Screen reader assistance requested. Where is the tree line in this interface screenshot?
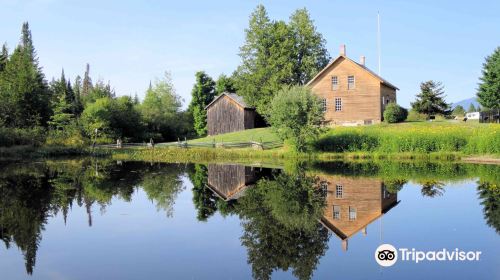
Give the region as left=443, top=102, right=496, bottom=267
left=0, top=23, right=193, bottom=147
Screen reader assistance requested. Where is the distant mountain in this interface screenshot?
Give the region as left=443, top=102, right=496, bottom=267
left=452, top=97, right=481, bottom=110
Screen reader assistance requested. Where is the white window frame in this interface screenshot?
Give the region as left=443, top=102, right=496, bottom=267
left=321, top=98, right=327, bottom=112
left=331, top=76, right=338, bottom=90
left=335, top=184, right=343, bottom=198
left=349, top=206, right=357, bottom=221
left=347, top=75, right=355, bottom=90
left=333, top=205, right=341, bottom=220
left=335, top=98, right=342, bottom=112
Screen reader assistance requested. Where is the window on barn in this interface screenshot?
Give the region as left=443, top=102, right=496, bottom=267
left=331, top=76, right=338, bottom=90
left=321, top=99, right=327, bottom=112
left=347, top=75, right=355, bottom=89
left=335, top=98, right=342, bottom=112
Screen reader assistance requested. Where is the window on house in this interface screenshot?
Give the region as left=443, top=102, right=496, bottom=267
left=349, top=207, right=357, bottom=221
left=321, top=99, right=327, bottom=112
left=331, top=76, right=338, bottom=90
left=333, top=205, right=341, bottom=220
left=347, top=76, right=355, bottom=89
left=335, top=98, right=342, bottom=112
left=335, top=184, right=343, bottom=198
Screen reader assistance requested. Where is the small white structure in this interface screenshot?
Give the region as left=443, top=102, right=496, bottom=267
left=466, top=112, right=482, bottom=120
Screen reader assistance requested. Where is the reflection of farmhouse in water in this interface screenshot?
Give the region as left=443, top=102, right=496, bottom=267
left=318, top=176, right=399, bottom=251
left=207, top=164, right=272, bottom=201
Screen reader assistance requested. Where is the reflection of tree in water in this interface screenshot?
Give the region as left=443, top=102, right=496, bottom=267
left=0, top=169, right=53, bottom=275
left=477, top=181, right=500, bottom=234
left=0, top=160, right=186, bottom=275
left=383, top=178, right=407, bottom=194
left=420, top=180, right=445, bottom=197
left=141, top=167, right=185, bottom=217
left=236, top=170, right=329, bottom=280
left=189, top=164, right=217, bottom=221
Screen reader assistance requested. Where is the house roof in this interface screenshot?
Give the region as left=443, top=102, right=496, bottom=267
left=205, top=92, right=252, bottom=110
left=306, top=55, right=399, bottom=90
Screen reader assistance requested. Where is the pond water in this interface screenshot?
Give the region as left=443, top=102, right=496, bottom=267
left=0, top=159, right=499, bottom=280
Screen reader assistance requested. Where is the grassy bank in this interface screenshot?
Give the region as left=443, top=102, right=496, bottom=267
left=315, top=121, right=500, bottom=154
left=108, top=121, right=499, bottom=163
left=188, top=127, right=280, bottom=143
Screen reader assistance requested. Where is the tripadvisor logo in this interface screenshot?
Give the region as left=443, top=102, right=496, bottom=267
left=375, top=244, right=482, bottom=267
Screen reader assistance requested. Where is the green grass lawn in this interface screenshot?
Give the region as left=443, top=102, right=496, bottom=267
left=188, top=127, right=280, bottom=143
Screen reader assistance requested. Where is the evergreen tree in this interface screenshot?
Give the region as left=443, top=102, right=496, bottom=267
left=0, top=43, right=8, bottom=72
left=467, top=103, right=477, bottom=113
left=0, top=22, right=50, bottom=127
left=188, top=71, right=215, bottom=136
left=477, top=47, right=500, bottom=118
left=452, top=105, right=465, bottom=116
left=215, top=74, right=236, bottom=95
left=133, top=93, right=140, bottom=105
left=411, top=81, right=451, bottom=117
left=48, top=93, right=74, bottom=130
left=82, top=63, right=92, bottom=97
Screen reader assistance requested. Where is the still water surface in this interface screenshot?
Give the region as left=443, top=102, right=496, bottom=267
left=0, top=159, right=499, bottom=279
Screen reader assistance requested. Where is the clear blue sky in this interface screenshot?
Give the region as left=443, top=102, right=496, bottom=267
left=1, top=0, right=499, bottom=108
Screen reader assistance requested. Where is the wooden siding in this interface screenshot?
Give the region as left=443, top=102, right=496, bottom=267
left=207, top=95, right=256, bottom=135
left=310, top=57, right=397, bottom=125
left=244, top=109, right=255, bottom=129
left=380, top=84, right=397, bottom=120
left=319, top=175, right=397, bottom=248
left=207, top=164, right=257, bottom=200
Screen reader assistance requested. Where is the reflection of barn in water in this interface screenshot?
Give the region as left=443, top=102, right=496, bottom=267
left=318, top=176, right=399, bottom=251
left=207, top=164, right=273, bottom=201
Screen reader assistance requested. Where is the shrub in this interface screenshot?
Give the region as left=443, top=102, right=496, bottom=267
left=406, top=109, right=427, bottom=122
left=0, top=127, right=46, bottom=147
left=268, top=86, right=323, bottom=152
left=383, top=103, right=408, bottom=123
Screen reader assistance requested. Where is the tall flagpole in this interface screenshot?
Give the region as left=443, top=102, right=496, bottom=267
left=377, top=12, right=381, bottom=76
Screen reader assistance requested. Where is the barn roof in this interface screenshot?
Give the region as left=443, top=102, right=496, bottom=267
left=306, top=55, right=399, bottom=90
left=205, top=92, right=252, bottom=110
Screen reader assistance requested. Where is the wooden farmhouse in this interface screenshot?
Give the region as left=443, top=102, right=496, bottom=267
left=318, top=175, right=399, bottom=251
left=308, top=45, right=399, bottom=125
left=206, top=92, right=263, bottom=136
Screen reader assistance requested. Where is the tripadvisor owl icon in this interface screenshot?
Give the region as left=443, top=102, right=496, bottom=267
left=375, top=244, right=398, bottom=267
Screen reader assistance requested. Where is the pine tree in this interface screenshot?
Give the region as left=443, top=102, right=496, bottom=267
left=82, top=63, right=92, bottom=97
left=467, top=103, right=476, bottom=113
left=133, top=93, right=140, bottom=105
left=73, top=76, right=84, bottom=115
left=48, top=93, right=74, bottom=130
left=452, top=105, right=465, bottom=116
left=0, top=22, right=50, bottom=127
left=0, top=43, right=8, bottom=72
left=188, top=71, right=215, bottom=136
left=411, top=81, right=451, bottom=117
left=477, top=47, right=500, bottom=119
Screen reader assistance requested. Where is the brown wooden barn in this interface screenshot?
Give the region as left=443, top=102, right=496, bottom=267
left=307, top=45, right=399, bottom=126
left=206, top=92, right=263, bottom=136
left=206, top=164, right=272, bottom=201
